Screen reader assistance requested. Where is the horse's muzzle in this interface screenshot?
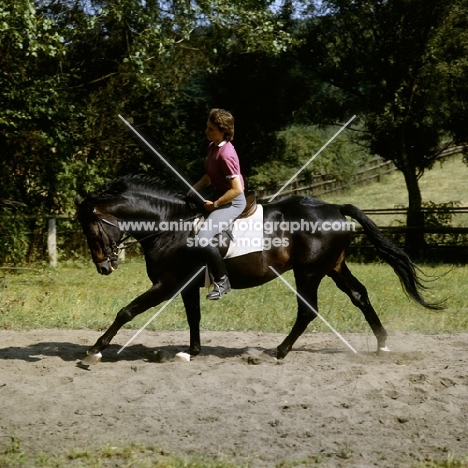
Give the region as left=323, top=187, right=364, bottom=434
left=95, top=258, right=118, bottom=275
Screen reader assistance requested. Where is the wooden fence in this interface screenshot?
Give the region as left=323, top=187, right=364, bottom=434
left=255, top=156, right=395, bottom=199
left=255, top=146, right=465, bottom=200
left=343, top=206, right=468, bottom=262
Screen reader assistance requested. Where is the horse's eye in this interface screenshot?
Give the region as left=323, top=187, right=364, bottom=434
left=87, top=231, right=99, bottom=239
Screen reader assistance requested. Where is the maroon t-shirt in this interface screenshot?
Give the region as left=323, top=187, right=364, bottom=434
left=204, top=141, right=245, bottom=192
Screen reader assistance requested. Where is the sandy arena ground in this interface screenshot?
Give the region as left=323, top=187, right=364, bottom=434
left=0, top=329, right=467, bottom=467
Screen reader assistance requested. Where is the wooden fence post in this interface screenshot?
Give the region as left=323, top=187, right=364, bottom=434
left=47, top=218, right=57, bottom=267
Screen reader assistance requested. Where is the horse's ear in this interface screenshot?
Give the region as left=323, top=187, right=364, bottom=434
left=74, top=196, right=97, bottom=214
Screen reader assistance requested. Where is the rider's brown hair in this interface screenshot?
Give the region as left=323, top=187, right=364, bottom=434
left=208, top=108, right=235, bottom=141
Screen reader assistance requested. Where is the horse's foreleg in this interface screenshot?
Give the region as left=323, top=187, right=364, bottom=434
left=328, top=261, right=389, bottom=353
left=181, top=286, right=201, bottom=356
left=81, top=283, right=170, bottom=365
left=277, top=272, right=321, bottom=359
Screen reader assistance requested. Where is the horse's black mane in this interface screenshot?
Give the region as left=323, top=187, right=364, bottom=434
left=88, top=174, right=183, bottom=203
left=85, top=174, right=204, bottom=217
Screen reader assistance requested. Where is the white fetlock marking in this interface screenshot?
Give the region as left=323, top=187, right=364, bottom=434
left=175, top=352, right=191, bottom=362
left=379, top=346, right=391, bottom=353
left=81, top=352, right=102, bottom=366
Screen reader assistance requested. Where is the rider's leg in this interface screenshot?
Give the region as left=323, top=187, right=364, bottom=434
left=197, top=193, right=246, bottom=300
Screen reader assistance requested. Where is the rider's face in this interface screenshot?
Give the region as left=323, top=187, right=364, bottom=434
left=205, top=121, right=224, bottom=145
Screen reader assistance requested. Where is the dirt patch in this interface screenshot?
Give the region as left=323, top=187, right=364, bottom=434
left=0, top=329, right=467, bottom=467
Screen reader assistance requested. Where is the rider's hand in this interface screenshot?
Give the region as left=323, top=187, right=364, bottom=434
left=204, top=200, right=215, bottom=212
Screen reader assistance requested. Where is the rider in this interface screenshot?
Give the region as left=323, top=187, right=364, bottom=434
left=188, top=108, right=246, bottom=300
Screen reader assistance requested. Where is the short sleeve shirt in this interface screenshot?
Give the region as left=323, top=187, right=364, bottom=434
left=204, top=141, right=245, bottom=192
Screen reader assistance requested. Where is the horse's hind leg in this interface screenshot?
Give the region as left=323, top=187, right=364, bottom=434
left=277, top=269, right=321, bottom=359
left=327, top=261, right=389, bottom=353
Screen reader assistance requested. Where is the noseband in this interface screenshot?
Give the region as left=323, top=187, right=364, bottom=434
left=94, top=215, right=121, bottom=265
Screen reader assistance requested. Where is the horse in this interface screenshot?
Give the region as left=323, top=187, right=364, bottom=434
left=75, top=174, right=438, bottom=364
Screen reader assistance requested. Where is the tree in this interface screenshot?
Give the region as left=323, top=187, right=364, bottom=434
left=297, top=0, right=468, bottom=257
left=0, top=0, right=71, bottom=261
left=248, top=124, right=372, bottom=192
left=0, top=0, right=296, bottom=263
left=427, top=0, right=468, bottom=157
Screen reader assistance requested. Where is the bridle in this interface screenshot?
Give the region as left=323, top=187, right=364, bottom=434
left=93, top=214, right=123, bottom=267
left=92, top=214, right=161, bottom=261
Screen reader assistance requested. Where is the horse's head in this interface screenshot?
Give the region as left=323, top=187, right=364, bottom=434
left=75, top=196, right=122, bottom=275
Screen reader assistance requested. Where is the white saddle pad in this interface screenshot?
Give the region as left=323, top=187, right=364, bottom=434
left=224, top=204, right=264, bottom=259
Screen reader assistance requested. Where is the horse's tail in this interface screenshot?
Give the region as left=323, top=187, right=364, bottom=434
left=339, top=203, right=442, bottom=310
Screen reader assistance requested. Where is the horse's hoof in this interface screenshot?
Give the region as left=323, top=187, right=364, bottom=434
left=276, top=348, right=288, bottom=360
left=377, top=346, right=391, bottom=356
left=81, top=351, right=102, bottom=366
left=263, top=348, right=278, bottom=358
left=175, top=351, right=191, bottom=362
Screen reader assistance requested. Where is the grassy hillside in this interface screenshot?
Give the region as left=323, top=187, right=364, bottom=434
left=322, top=155, right=468, bottom=227
left=323, top=155, right=468, bottom=208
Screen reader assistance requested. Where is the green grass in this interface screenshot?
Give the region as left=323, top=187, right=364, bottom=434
left=1, top=438, right=467, bottom=468
left=413, top=459, right=468, bottom=468
left=1, top=439, right=467, bottom=468
left=1, top=259, right=467, bottom=334
left=0, top=440, right=245, bottom=468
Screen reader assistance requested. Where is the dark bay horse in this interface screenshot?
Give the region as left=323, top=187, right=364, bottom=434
left=75, top=174, right=438, bottom=364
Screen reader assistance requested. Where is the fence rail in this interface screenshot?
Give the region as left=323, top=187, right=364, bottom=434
left=255, top=156, right=395, bottom=199
left=255, top=146, right=465, bottom=200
